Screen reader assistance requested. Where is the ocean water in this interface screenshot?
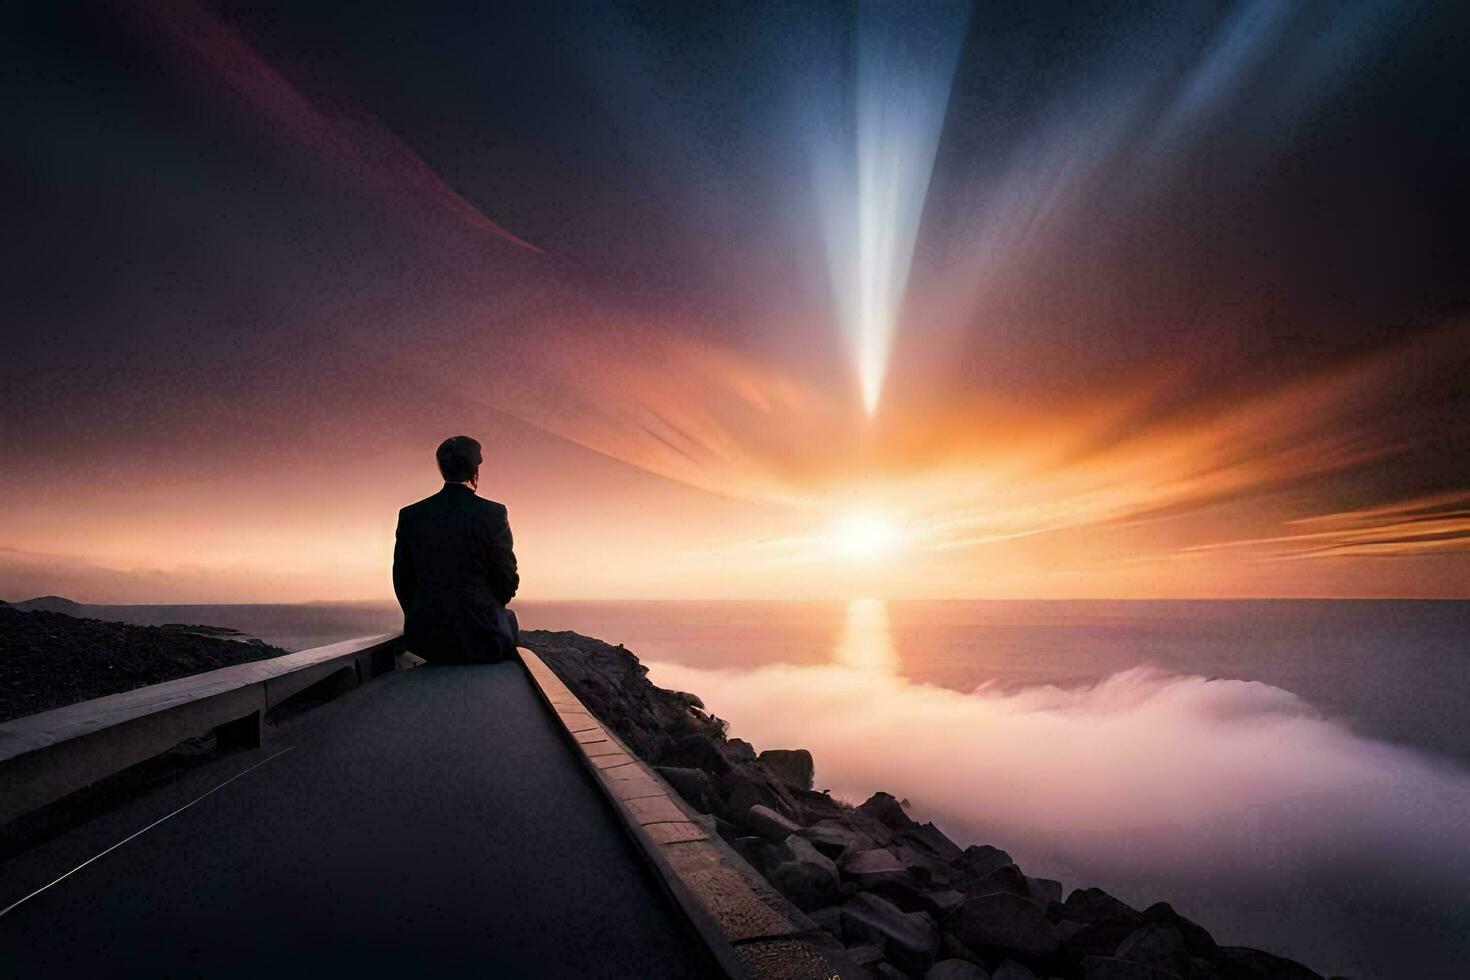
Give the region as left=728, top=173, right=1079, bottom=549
left=67, top=598, right=1470, bottom=978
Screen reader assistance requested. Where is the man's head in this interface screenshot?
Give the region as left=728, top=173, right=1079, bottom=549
left=436, top=435, right=482, bottom=487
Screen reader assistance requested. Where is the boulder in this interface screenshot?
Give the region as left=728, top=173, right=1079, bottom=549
left=1082, top=957, right=1182, bottom=980
left=1140, top=903, right=1217, bottom=958
left=1030, top=878, right=1062, bottom=905
left=745, top=803, right=803, bottom=842
left=1051, top=887, right=1145, bottom=956
left=1055, top=889, right=1141, bottom=926
left=770, top=857, right=840, bottom=911
left=948, top=892, right=1060, bottom=962
left=905, top=821, right=965, bottom=863
left=1116, top=923, right=1191, bottom=977
left=758, top=748, right=815, bottom=790
left=917, top=889, right=967, bottom=919
left=957, top=844, right=1015, bottom=880
left=809, top=905, right=843, bottom=937
left=839, top=848, right=913, bottom=890
left=653, top=766, right=716, bottom=812
left=938, top=930, right=987, bottom=967
left=890, top=840, right=952, bottom=882
left=797, top=822, right=861, bottom=860
left=846, top=944, right=886, bottom=967
left=801, top=819, right=880, bottom=859
left=874, top=963, right=909, bottom=980
left=1215, top=947, right=1325, bottom=980
left=857, top=791, right=920, bottom=832
left=723, top=737, right=758, bottom=765
left=991, top=961, right=1038, bottom=980
left=728, top=835, right=796, bottom=876
left=966, top=864, right=1031, bottom=900
left=926, top=959, right=991, bottom=980
left=720, top=764, right=798, bottom=820
left=767, top=835, right=841, bottom=910
left=842, top=892, right=941, bottom=974
left=660, top=733, right=732, bottom=775
left=791, top=786, right=846, bottom=823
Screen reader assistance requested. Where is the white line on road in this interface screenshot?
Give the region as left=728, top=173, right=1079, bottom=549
left=0, top=745, right=297, bottom=920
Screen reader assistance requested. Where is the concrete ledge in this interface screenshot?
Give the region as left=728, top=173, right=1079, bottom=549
left=0, top=633, right=406, bottom=824
left=517, top=647, right=853, bottom=980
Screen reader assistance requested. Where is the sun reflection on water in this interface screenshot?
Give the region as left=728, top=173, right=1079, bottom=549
left=834, top=598, right=898, bottom=675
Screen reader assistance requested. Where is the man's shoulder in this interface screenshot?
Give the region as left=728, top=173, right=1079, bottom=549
left=398, top=493, right=443, bottom=520
left=475, top=497, right=509, bottom=519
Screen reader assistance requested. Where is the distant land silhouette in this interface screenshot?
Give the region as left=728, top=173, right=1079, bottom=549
left=0, top=600, right=284, bottom=721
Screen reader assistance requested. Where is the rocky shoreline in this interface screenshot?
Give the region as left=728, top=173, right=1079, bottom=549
left=521, top=629, right=1333, bottom=980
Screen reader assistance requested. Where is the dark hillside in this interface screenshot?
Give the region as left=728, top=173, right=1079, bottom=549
left=0, top=605, right=287, bottom=722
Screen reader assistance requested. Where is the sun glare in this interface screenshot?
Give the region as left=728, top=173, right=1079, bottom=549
left=828, top=512, right=902, bottom=560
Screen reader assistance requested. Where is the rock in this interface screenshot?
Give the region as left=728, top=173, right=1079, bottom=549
left=1117, top=923, right=1191, bottom=977
left=991, top=960, right=1037, bottom=980
left=874, top=964, right=908, bottom=980
left=1215, top=947, right=1325, bottom=980
left=654, top=766, right=716, bottom=812
left=948, top=892, right=1060, bottom=962
left=771, top=858, right=839, bottom=911
left=1082, top=956, right=1182, bottom=980
left=660, top=733, right=732, bottom=776
left=758, top=748, right=815, bottom=790
left=1029, top=878, right=1063, bottom=905
left=906, top=821, right=965, bottom=863
left=958, top=844, right=1015, bottom=880
left=857, top=791, right=921, bottom=832
left=1051, top=888, right=1145, bottom=956
left=917, top=889, right=967, bottom=919
left=963, top=864, right=1058, bottom=909
left=927, top=959, right=991, bottom=980
left=1055, top=889, right=1141, bottom=926
left=791, top=786, right=846, bottom=823
left=1189, top=957, right=1222, bottom=980
left=842, top=892, right=941, bottom=974
left=809, top=905, right=843, bottom=937
left=891, top=840, right=952, bottom=881
left=768, top=835, right=841, bottom=910
left=800, top=819, right=879, bottom=859
left=723, top=737, right=757, bottom=765
left=966, top=864, right=1031, bottom=899
left=840, top=848, right=912, bottom=890
left=846, top=943, right=885, bottom=967
left=728, top=835, right=802, bottom=876
left=721, top=764, right=798, bottom=820
left=1140, top=903, right=1217, bottom=958
left=938, top=930, right=985, bottom=966
left=745, top=803, right=803, bottom=842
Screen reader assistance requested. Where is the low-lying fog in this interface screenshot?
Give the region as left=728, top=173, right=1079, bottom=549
left=646, top=600, right=1470, bottom=979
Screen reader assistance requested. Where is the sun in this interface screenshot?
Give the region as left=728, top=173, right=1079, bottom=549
left=827, top=511, right=902, bottom=560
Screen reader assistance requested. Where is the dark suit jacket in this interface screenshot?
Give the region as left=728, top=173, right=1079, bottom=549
left=392, top=483, right=519, bottom=663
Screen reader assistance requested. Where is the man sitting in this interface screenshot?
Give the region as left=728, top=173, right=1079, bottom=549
left=392, top=435, right=519, bottom=663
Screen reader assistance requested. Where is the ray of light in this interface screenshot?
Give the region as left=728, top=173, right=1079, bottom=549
left=816, top=2, right=969, bottom=414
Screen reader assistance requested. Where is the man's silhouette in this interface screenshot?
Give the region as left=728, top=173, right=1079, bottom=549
left=393, top=436, right=519, bottom=663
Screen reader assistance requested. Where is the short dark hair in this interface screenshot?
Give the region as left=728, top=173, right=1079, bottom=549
left=436, top=435, right=482, bottom=483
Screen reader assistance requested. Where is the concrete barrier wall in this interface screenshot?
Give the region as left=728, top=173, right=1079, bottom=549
left=0, top=634, right=405, bottom=824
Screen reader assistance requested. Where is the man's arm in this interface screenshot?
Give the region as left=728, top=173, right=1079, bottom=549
left=392, top=511, right=416, bottom=614
left=488, top=505, right=519, bottom=605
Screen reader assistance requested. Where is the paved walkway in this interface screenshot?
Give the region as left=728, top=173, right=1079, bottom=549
left=0, top=662, right=714, bottom=978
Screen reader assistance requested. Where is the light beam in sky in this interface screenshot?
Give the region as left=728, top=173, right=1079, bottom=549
left=817, top=2, right=969, bottom=414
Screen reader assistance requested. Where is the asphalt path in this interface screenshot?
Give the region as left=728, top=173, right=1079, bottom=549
left=0, top=662, right=715, bottom=978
